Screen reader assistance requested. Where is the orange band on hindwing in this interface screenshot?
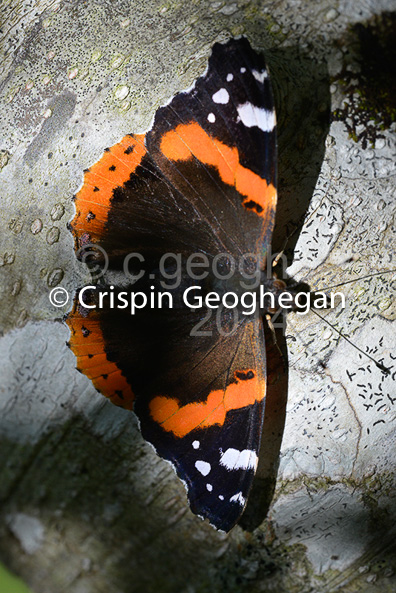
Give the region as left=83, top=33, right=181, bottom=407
left=159, top=122, right=277, bottom=216
left=66, top=305, right=135, bottom=410
left=149, top=370, right=265, bottom=438
left=70, top=134, right=147, bottom=247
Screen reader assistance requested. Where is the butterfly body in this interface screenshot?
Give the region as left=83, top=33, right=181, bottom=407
left=67, top=37, right=286, bottom=531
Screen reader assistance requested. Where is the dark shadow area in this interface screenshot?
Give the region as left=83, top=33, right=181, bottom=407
left=2, top=414, right=396, bottom=593
left=0, top=418, right=218, bottom=593
left=269, top=46, right=331, bottom=261
left=0, top=416, right=285, bottom=593
left=240, top=47, right=331, bottom=531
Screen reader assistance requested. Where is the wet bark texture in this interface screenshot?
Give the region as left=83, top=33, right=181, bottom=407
left=0, top=1, right=395, bottom=592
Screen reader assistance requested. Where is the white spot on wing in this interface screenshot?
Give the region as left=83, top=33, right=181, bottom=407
left=192, top=440, right=200, bottom=449
left=206, top=483, right=213, bottom=492
left=219, top=448, right=258, bottom=471
left=219, top=495, right=224, bottom=501
left=230, top=491, right=246, bottom=506
left=252, top=69, right=268, bottom=83
left=240, top=67, right=246, bottom=73
left=237, top=102, right=276, bottom=132
left=226, top=73, right=233, bottom=82
left=195, top=460, right=211, bottom=476
left=212, top=88, right=229, bottom=104
left=207, top=112, right=216, bottom=123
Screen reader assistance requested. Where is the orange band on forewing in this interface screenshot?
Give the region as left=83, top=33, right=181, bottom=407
left=159, top=122, right=276, bottom=216
left=66, top=308, right=135, bottom=410
left=149, top=372, right=265, bottom=438
left=71, top=134, right=147, bottom=244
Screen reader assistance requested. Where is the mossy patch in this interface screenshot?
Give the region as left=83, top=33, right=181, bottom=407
left=332, top=11, right=396, bottom=148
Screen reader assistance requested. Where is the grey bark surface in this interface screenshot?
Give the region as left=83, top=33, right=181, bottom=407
left=0, top=1, right=395, bottom=592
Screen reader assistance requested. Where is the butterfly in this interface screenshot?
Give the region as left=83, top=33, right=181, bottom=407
left=66, top=37, right=308, bottom=532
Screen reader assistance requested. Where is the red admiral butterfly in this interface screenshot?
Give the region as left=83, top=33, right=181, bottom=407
left=66, top=37, right=305, bottom=531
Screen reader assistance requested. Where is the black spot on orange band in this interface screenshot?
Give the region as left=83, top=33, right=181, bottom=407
left=70, top=134, right=147, bottom=248
left=66, top=304, right=135, bottom=410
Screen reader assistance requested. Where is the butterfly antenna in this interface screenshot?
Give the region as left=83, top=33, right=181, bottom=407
left=285, top=314, right=326, bottom=371
left=313, top=269, right=396, bottom=293
left=310, top=308, right=391, bottom=375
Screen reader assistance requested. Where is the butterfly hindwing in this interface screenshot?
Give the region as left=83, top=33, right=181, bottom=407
left=68, top=284, right=266, bottom=530
left=134, top=314, right=266, bottom=532
left=67, top=37, right=277, bottom=531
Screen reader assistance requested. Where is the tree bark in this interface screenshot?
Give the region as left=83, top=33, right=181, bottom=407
left=0, top=1, right=395, bottom=592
